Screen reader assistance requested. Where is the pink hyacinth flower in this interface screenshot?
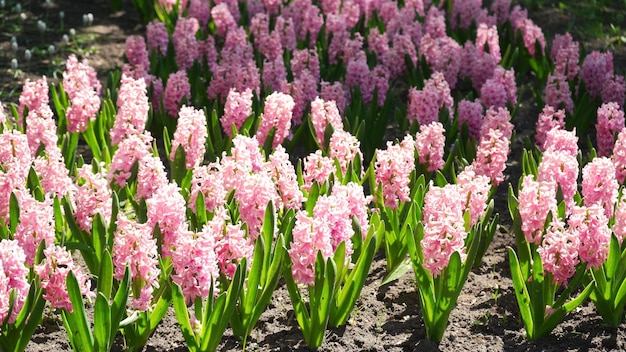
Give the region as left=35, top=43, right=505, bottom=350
left=415, top=121, right=446, bottom=172
left=596, top=102, right=625, bottom=157
left=0, top=239, right=29, bottom=324
left=537, top=219, right=579, bottom=286
left=569, top=204, right=610, bottom=269
left=310, top=97, right=343, bottom=148
left=222, top=88, right=253, bottom=137
left=255, top=92, right=294, bottom=149
left=112, top=213, right=160, bottom=311
left=374, top=135, right=415, bottom=209
left=62, top=55, right=101, bottom=133
left=421, top=183, right=467, bottom=277
left=171, top=225, right=220, bottom=303
left=170, top=106, right=207, bottom=169
left=582, top=157, right=619, bottom=219
left=35, top=245, right=93, bottom=312
left=74, top=164, right=112, bottom=232
left=518, top=175, right=557, bottom=244
left=146, top=182, right=188, bottom=258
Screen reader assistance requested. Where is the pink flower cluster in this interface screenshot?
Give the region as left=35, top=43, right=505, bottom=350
left=125, top=35, right=150, bottom=77
left=221, top=88, right=253, bottom=137
left=613, top=128, right=626, bottom=183
left=267, top=145, right=304, bottom=210
left=407, top=72, right=453, bottom=125
left=581, top=51, right=614, bottom=98
left=544, top=73, right=574, bottom=114
left=74, top=164, right=112, bottom=232
left=172, top=17, right=200, bottom=70
left=582, top=157, right=618, bottom=219
left=13, top=190, right=55, bottom=266
left=569, top=204, right=610, bottom=269
left=289, top=182, right=368, bottom=285
left=111, top=73, right=150, bottom=145
left=0, top=130, right=31, bottom=219
left=551, top=33, right=580, bottom=81
left=213, top=215, right=253, bottom=280
left=62, top=55, right=101, bottom=133
left=35, top=245, right=92, bottom=312
left=108, top=132, right=153, bottom=187
left=171, top=225, right=220, bottom=303
left=415, top=121, right=445, bottom=172
left=147, top=182, right=188, bottom=258
left=189, top=162, right=227, bottom=214
left=457, top=167, right=491, bottom=226
left=163, top=70, right=191, bottom=118
left=538, top=150, right=578, bottom=212
left=310, top=97, right=343, bottom=148
left=518, top=175, right=557, bottom=244
left=329, top=129, right=362, bottom=175
left=33, top=147, right=75, bottom=199
left=596, top=102, right=625, bottom=157
left=112, top=213, right=160, bottom=311
left=421, top=183, right=467, bottom=277
left=302, top=150, right=335, bottom=191
left=375, top=135, right=415, bottom=209
left=255, top=92, right=294, bottom=149
left=0, top=239, right=29, bottom=324
left=18, top=76, right=49, bottom=119
left=136, top=155, right=169, bottom=201
left=170, top=106, right=207, bottom=169
left=457, top=99, right=483, bottom=140
left=535, top=106, right=566, bottom=151
left=537, top=219, right=579, bottom=286
left=146, top=21, right=169, bottom=56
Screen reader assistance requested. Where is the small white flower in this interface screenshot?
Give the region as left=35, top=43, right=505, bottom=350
left=37, top=20, right=46, bottom=32
left=10, top=58, right=18, bottom=70
left=10, top=36, right=17, bottom=44
left=82, top=13, right=93, bottom=26
left=11, top=41, right=18, bottom=52
left=24, top=49, right=31, bottom=61
left=59, top=11, right=64, bottom=20
left=62, top=34, right=69, bottom=44
left=0, top=0, right=5, bottom=9
left=69, top=28, right=76, bottom=37
left=48, top=44, right=55, bottom=54
left=13, top=3, right=21, bottom=12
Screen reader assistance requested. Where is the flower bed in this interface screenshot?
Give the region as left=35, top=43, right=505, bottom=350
left=1, top=0, right=626, bottom=351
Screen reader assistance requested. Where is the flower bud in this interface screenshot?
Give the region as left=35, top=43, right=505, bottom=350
left=37, top=20, right=46, bottom=32
left=48, top=44, right=55, bottom=54
left=10, top=58, right=18, bottom=70
left=62, top=34, right=69, bottom=44
left=59, top=11, right=64, bottom=20
left=24, top=49, right=31, bottom=61
left=69, top=28, right=76, bottom=37
left=11, top=41, right=18, bottom=52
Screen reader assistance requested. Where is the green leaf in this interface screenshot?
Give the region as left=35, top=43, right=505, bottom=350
left=65, top=271, right=94, bottom=352
left=381, top=258, right=412, bottom=286
left=508, top=247, right=535, bottom=338
left=172, top=284, right=198, bottom=351
left=98, top=250, right=113, bottom=298
left=111, top=266, right=130, bottom=340
left=93, top=292, right=112, bottom=352
left=331, top=228, right=376, bottom=327
left=9, top=192, right=19, bottom=233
